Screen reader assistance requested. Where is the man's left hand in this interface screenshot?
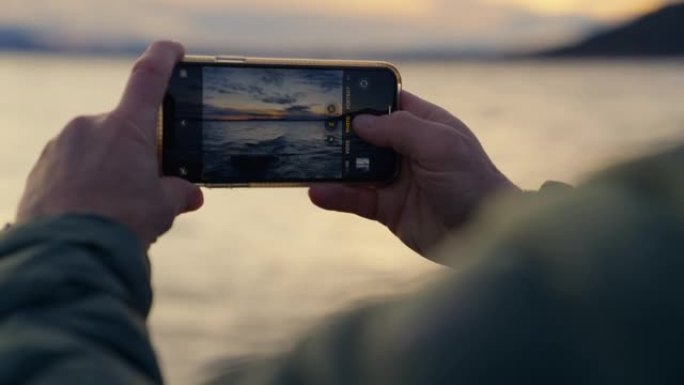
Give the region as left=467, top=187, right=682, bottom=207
left=15, top=41, right=203, bottom=249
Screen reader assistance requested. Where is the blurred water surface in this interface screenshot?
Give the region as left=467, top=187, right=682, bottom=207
left=1, top=54, right=683, bottom=385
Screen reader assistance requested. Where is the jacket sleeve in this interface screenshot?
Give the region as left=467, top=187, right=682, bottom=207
left=0, top=215, right=161, bottom=385
left=209, top=147, right=684, bottom=385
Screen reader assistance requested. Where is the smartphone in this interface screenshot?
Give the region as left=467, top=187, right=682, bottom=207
left=158, top=56, right=401, bottom=187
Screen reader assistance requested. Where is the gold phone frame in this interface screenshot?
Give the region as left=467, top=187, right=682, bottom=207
left=157, top=55, right=402, bottom=188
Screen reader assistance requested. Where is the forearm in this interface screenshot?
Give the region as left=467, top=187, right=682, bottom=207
left=0, top=215, right=161, bottom=384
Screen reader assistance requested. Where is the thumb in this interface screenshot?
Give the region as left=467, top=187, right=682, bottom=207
left=161, top=177, right=204, bottom=215
left=353, top=111, right=453, bottom=159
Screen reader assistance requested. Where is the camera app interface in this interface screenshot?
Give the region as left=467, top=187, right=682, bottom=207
left=165, top=64, right=397, bottom=183
left=204, top=67, right=343, bottom=181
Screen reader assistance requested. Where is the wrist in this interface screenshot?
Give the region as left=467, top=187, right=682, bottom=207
left=8, top=213, right=147, bottom=262
left=0, top=213, right=153, bottom=316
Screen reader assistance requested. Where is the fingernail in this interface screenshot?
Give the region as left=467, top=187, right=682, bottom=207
left=353, top=115, right=378, bottom=129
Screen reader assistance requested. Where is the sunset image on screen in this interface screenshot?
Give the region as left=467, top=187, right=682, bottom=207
left=201, top=67, right=344, bottom=181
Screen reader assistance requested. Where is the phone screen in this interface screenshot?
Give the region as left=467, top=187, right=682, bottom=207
left=162, top=61, right=399, bottom=185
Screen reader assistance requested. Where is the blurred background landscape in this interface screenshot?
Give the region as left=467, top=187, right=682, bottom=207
left=1, top=1, right=683, bottom=384
left=2, top=0, right=683, bottom=58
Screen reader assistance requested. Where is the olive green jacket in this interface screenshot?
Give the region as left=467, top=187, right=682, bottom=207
left=1, top=146, right=683, bottom=384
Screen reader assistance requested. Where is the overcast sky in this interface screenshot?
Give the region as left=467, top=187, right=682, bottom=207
left=2, top=0, right=673, bottom=53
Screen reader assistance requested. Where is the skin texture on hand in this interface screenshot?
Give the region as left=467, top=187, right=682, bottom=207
left=15, top=41, right=203, bottom=249
left=309, top=92, right=518, bottom=260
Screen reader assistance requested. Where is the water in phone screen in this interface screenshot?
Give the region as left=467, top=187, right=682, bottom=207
left=201, top=67, right=344, bottom=181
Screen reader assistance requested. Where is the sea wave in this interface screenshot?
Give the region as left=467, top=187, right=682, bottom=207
left=202, top=120, right=343, bottom=180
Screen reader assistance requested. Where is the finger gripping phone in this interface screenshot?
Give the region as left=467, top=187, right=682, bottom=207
left=159, top=55, right=401, bottom=187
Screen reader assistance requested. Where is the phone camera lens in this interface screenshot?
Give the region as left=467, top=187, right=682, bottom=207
left=358, top=78, right=369, bottom=89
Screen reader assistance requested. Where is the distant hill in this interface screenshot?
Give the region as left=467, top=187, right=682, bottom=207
left=0, top=27, right=48, bottom=51
left=543, top=3, right=684, bottom=57
left=0, top=26, right=147, bottom=56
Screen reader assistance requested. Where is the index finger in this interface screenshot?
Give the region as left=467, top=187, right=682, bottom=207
left=115, top=41, right=184, bottom=129
left=400, top=90, right=462, bottom=127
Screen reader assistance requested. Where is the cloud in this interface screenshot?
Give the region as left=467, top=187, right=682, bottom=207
left=261, top=95, right=298, bottom=105
left=284, top=105, right=312, bottom=114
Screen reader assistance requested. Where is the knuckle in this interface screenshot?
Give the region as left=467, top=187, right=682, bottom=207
left=383, top=111, right=415, bottom=132
left=106, top=110, right=134, bottom=131
left=432, top=106, right=460, bottom=124
left=435, top=126, right=466, bottom=155
left=150, top=40, right=180, bottom=52
left=106, top=111, right=154, bottom=148
left=150, top=40, right=181, bottom=51
left=67, top=115, right=93, bottom=129
left=390, top=110, right=414, bottom=122
left=131, top=57, right=165, bottom=79
left=63, top=115, right=94, bottom=136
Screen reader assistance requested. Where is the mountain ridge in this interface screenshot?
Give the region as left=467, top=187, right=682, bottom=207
left=542, top=3, right=684, bottom=57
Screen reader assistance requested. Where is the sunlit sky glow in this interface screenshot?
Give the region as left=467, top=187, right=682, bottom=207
left=2, top=0, right=673, bottom=53
left=204, top=67, right=343, bottom=120
left=489, top=0, right=664, bottom=20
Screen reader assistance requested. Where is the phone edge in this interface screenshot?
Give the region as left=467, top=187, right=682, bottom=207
left=157, top=55, right=403, bottom=188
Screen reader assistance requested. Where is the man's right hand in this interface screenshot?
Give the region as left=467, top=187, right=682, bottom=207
left=309, top=92, right=518, bottom=260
